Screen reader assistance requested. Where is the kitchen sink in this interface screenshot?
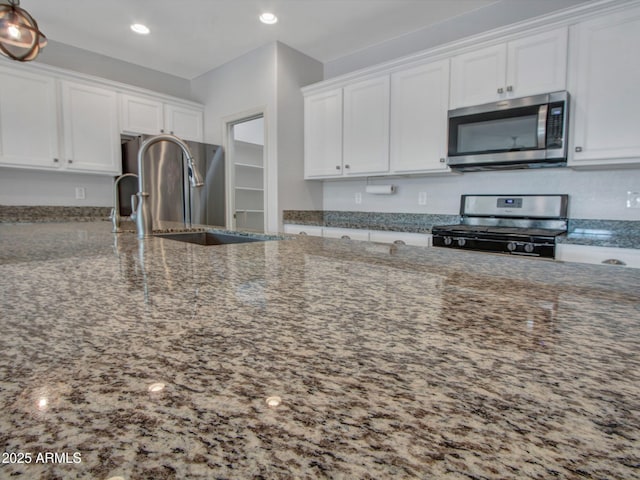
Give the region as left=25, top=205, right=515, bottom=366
left=155, top=231, right=265, bottom=246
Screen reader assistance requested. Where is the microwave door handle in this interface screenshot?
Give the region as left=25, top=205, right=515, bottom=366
left=537, top=104, right=548, bottom=149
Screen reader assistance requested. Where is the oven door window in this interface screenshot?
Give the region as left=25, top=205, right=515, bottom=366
left=449, top=106, right=542, bottom=157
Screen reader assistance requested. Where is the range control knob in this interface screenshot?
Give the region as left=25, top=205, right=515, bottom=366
left=524, top=243, right=535, bottom=253
left=507, top=242, right=517, bottom=252
left=443, top=236, right=453, bottom=246
left=457, top=238, right=466, bottom=247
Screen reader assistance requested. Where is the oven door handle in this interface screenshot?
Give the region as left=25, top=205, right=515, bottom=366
left=537, top=104, right=548, bottom=149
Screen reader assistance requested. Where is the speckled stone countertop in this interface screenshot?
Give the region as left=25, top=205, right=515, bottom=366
left=283, top=210, right=640, bottom=249
left=560, top=219, right=640, bottom=249
left=0, top=221, right=639, bottom=480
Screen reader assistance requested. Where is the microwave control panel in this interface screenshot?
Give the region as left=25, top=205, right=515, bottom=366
left=546, top=103, right=565, bottom=149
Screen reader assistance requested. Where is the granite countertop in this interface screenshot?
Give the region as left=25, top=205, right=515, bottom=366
left=282, top=211, right=640, bottom=250
left=0, top=221, right=639, bottom=479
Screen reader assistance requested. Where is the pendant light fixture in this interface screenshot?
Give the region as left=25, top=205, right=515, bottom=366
left=0, top=0, right=47, bottom=62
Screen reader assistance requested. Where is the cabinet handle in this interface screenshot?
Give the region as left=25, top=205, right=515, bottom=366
left=575, top=146, right=583, bottom=152
left=336, top=165, right=341, bottom=170
left=506, top=85, right=513, bottom=92
left=344, top=164, right=350, bottom=169
left=341, top=235, right=351, bottom=240
left=160, top=129, right=164, bottom=133
left=497, top=87, right=504, bottom=94
left=439, top=158, right=446, bottom=163
left=393, top=240, right=406, bottom=245
left=53, top=158, right=59, bottom=163
left=68, top=159, right=73, bottom=164
left=299, top=231, right=308, bottom=236
left=602, top=258, right=626, bottom=266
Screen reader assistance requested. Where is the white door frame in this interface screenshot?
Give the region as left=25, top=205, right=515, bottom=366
left=222, top=107, right=268, bottom=232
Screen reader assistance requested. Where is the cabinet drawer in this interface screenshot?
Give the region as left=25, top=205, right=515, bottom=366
left=322, top=227, right=370, bottom=241
left=283, top=224, right=323, bottom=237
left=368, top=230, right=431, bottom=247
left=556, top=244, right=640, bottom=268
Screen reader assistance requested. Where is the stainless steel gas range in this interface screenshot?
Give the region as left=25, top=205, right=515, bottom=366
left=432, top=194, right=568, bottom=259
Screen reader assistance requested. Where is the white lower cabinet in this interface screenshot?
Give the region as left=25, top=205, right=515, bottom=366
left=556, top=244, right=640, bottom=268
left=284, top=224, right=323, bottom=237
left=368, top=230, right=431, bottom=247
left=284, top=224, right=431, bottom=247
left=322, top=227, right=370, bottom=241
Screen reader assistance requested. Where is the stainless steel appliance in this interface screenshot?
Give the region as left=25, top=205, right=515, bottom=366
left=447, top=91, right=569, bottom=171
left=432, top=194, right=568, bottom=259
left=119, top=135, right=225, bottom=230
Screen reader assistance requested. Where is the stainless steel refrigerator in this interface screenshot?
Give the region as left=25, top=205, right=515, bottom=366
left=119, top=135, right=225, bottom=229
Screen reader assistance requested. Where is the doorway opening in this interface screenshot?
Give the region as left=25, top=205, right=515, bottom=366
left=226, top=113, right=265, bottom=232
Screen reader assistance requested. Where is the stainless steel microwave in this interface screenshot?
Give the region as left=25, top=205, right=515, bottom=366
left=447, top=91, right=569, bottom=171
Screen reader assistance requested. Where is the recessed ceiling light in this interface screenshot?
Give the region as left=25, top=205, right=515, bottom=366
left=259, top=13, right=278, bottom=25
left=131, top=23, right=150, bottom=35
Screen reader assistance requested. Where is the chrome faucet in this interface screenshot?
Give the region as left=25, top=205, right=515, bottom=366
left=111, top=173, right=138, bottom=233
left=132, top=134, right=204, bottom=238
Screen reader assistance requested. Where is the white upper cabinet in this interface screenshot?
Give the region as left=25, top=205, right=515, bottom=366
left=390, top=59, right=450, bottom=174
left=568, top=5, right=640, bottom=168
left=163, top=103, right=204, bottom=142
left=61, top=81, right=121, bottom=175
left=120, top=94, right=163, bottom=136
left=450, top=44, right=506, bottom=109
left=304, top=88, right=343, bottom=178
left=120, top=94, right=204, bottom=142
left=450, top=27, right=568, bottom=109
left=0, top=67, right=60, bottom=170
left=343, top=75, right=390, bottom=175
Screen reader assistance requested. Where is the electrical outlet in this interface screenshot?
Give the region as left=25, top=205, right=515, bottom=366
left=418, top=192, right=427, bottom=206
left=627, top=191, right=640, bottom=208
left=355, top=192, right=362, bottom=204
left=75, top=187, right=86, bottom=200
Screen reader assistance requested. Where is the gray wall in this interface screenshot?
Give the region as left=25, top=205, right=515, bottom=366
left=324, top=0, right=592, bottom=78
left=322, top=168, right=640, bottom=221
left=191, top=42, right=323, bottom=232
left=275, top=42, right=324, bottom=223
left=0, top=168, right=113, bottom=206
left=35, top=39, right=193, bottom=99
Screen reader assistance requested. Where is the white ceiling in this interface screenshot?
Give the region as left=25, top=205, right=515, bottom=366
left=21, top=0, right=504, bottom=79
left=18, top=0, right=592, bottom=80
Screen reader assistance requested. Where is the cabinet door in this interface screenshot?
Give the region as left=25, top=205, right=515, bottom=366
left=283, top=224, right=323, bottom=237
left=368, top=230, right=431, bottom=247
left=120, top=93, right=163, bottom=135
left=322, top=227, right=370, bottom=241
left=569, top=6, right=640, bottom=167
left=343, top=76, right=390, bottom=175
left=506, top=27, right=567, bottom=99
left=304, top=89, right=343, bottom=178
left=556, top=244, right=640, bottom=269
left=0, top=67, right=60, bottom=170
left=390, top=60, right=450, bottom=173
left=450, top=44, right=506, bottom=109
left=61, top=81, right=121, bottom=174
left=164, top=104, right=203, bottom=142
